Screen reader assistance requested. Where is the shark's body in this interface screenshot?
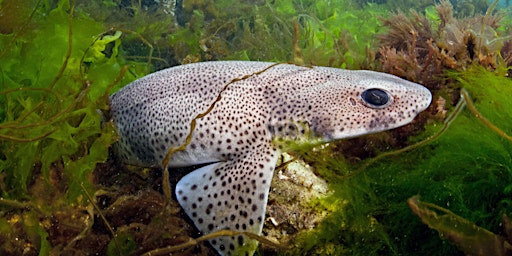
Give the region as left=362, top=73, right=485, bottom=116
left=109, top=61, right=431, bottom=255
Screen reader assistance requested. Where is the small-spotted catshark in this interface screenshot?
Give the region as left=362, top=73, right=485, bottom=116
left=109, top=61, right=432, bottom=256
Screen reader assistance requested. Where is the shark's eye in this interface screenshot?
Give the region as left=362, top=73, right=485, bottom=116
left=361, top=88, right=392, bottom=108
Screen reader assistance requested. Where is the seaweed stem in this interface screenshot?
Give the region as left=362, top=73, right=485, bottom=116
left=161, top=63, right=283, bottom=169
left=162, top=168, right=172, bottom=203
left=141, top=229, right=285, bottom=255
left=102, top=65, right=129, bottom=108
left=353, top=87, right=512, bottom=176
left=0, top=128, right=57, bottom=142
left=477, top=0, right=500, bottom=56
left=0, top=72, right=92, bottom=141
left=0, top=198, right=44, bottom=215
left=421, top=39, right=435, bottom=73
left=352, top=91, right=467, bottom=176
left=63, top=202, right=94, bottom=252
left=124, top=55, right=168, bottom=67
left=297, top=14, right=343, bottom=61
left=293, top=19, right=305, bottom=66
left=15, top=101, right=45, bottom=123
left=0, top=88, right=85, bottom=131
left=0, top=87, right=62, bottom=128
left=48, top=0, right=76, bottom=90
left=80, top=182, right=122, bottom=256
left=408, top=195, right=459, bottom=216
left=117, top=28, right=154, bottom=73
left=460, top=88, right=512, bottom=142
left=1, top=101, right=72, bottom=129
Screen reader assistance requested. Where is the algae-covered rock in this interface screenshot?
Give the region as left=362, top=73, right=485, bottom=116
left=264, top=153, right=331, bottom=251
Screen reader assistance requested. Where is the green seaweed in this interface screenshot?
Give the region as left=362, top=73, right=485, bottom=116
left=0, top=1, right=146, bottom=254
left=0, top=0, right=125, bottom=201
left=161, top=0, right=386, bottom=68
left=408, top=195, right=512, bottom=255
left=299, top=1, right=386, bottom=68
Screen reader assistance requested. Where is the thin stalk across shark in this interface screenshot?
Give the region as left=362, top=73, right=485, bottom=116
left=109, top=61, right=432, bottom=256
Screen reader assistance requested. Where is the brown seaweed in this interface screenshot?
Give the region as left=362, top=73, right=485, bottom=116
left=408, top=195, right=512, bottom=256
left=378, top=1, right=511, bottom=88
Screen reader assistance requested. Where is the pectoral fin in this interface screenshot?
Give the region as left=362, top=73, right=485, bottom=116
left=176, top=144, right=279, bottom=256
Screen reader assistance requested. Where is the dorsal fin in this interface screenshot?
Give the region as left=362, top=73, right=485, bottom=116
left=176, top=143, right=279, bottom=256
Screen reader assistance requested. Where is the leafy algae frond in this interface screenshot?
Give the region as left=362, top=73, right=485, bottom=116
left=0, top=0, right=150, bottom=255
left=408, top=195, right=512, bottom=256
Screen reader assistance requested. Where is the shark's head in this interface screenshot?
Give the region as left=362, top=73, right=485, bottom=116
left=296, top=69, right=432, bottom=140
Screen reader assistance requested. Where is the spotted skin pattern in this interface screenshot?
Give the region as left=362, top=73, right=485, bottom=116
left=109, top=61, right=432, bottom=256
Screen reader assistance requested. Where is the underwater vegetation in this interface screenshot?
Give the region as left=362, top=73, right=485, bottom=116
left=378, top=0, right=512, bottom=87
left=0, top=0, right=511, bottom=255
left=363, top=0, right=492, bottom=18
left=408, top=195, right=512, bottom=255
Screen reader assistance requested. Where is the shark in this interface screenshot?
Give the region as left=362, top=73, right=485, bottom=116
left=109, top=61, right=432, bottom=256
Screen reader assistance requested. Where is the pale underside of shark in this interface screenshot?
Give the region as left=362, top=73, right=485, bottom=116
left=109, top=61, right=432, bottom=256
